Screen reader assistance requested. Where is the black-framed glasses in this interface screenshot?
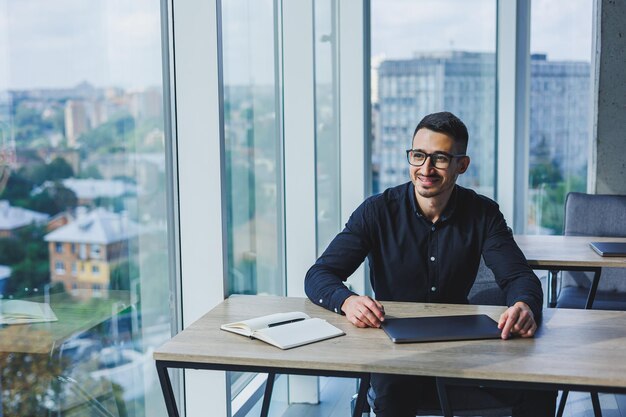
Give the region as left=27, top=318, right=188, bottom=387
left=405, top=149, right=467, bottom=169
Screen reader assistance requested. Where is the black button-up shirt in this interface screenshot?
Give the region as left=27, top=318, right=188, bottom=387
left=305, top=182, right=543, bottom=319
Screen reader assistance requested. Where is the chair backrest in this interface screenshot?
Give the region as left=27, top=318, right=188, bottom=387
left=564, top=192, right=626, bottom=237
left=468, top=258, right=507, bottom=306
left=563, top=192, right=626, bottom=291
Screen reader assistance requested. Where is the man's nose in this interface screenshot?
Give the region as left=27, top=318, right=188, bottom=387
left=421, top=155, right=435, bottom=170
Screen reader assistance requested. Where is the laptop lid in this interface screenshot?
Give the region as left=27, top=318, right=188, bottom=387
left=381, top=314, right=502, bottom=343
left=589, top=242, right=626, bottom=257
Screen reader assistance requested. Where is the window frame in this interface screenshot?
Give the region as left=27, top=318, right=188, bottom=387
left=55, top=260, right=66, bottom=274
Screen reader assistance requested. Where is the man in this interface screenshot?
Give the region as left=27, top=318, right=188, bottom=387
left=305, top=112, right=556, bottom=417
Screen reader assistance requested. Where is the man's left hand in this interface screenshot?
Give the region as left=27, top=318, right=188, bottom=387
left=497, top=301, right=537, bottom=340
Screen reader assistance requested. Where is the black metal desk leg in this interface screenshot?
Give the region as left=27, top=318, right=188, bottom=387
left=548, top=270, right=560, bottom=308
left=585, top=268, right=602, bottom=310
left=556, top=390, right=569, bottom=417
left=353, top=374, right=371, bottom=417
left=435, top=378, right=453, bottom=417
left=260, top=372, right=276, bottom=417
left=156, top=361, right=180, bottom=417
left=591, top=392, right=603, bottom=417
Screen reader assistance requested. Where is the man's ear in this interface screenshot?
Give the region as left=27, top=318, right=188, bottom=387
left=457, top=156, right=470, bottom=174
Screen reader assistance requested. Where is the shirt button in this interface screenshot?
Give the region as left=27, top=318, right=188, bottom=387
left=431, top=286, right=437, bottom=292
left=319, top=299, right=323, bottom=304
left=430, top=256, right=435, bottom=262
left=431, top=226, right=436, bottom=232
left=334, top=308, right=338, bottom=313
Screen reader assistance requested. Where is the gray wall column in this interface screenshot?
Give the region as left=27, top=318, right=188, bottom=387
left=590, top=0, right=626, bottom=194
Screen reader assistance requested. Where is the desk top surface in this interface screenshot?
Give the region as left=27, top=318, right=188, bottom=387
left=154, top=295, right=626, bottom=390
left=515, top=235, right=626, bottom=268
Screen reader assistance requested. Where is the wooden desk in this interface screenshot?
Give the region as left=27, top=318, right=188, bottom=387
left=154, top=295, right=626, bottom=417
left=515, top=235, right=626, bottom=308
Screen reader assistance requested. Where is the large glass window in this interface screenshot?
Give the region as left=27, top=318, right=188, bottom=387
left=222, top=0, right=283, bottom=298
left=314, top=0, right=341, bottom=254
left=370, top=0, right=497, bottom=198
left=0, top=1, right=172, bottom=416
left=527, top=0, right=593, bottom=234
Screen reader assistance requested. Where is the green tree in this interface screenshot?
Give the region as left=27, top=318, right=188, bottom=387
left=534, top=174, right=586, bottom=234
left=46, top=157, right=74, bottom=180
left=4, top=225, right=50, bottom=297
left=110, top=260, right=139, bottom=291
left=13, top=104, right=53, bottom=146
left=0, top=173, right=32, bottom=204
left=29, top=182, right=78, bottom=215
left=529, top=161, right=563, bottom=188
left=78, top=164, right=103, bottom=179
left=21, top=162, right=48, bottom=186
left=17, top=156, right=74, bottom=186
left=78, top=113, right=135, bottom=153
left=0, top=238, right=26, bottom=265
left=5, top=259, right=50, bottom=296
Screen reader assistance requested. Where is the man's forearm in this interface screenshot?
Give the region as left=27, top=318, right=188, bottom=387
left=304, top=267, right=356, bottom=314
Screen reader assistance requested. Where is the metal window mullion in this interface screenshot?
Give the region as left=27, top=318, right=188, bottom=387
left=282, top=0, right=320, bottom=405
left=496, top=0, right=530, bottom=232
left=339, top=0, right=367, bottom=296
left=283, top=0, right=316, bottom=299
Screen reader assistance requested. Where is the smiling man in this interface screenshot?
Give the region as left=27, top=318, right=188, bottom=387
left=305, top=111, right=556, bottom=417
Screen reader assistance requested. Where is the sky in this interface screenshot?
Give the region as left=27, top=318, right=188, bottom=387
left=0, top=0, right=593, bottom=90
left=0, top=0, right=163, bottom=90
left=371, top=0, right=593, bottom=62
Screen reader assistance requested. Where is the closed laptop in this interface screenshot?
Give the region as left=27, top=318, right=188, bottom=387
left=381, top=314, right=501, bottom=343
left=589, top=242, right=626, bottom=257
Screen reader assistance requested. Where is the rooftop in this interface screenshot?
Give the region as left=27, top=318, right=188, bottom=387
left=0, top=200, right=48, bottom=231
left=44, top=207, right=139, bottom=244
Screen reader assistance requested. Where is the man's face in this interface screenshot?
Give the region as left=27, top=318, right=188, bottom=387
left=409, top=128, right=470, bottom=199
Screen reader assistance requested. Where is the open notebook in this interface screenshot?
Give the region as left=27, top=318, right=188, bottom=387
left=221, top=311, right=345, bottom=349
left=381, top=314, right=501, bottom=343
left=0, top=299, right=58, bottom=325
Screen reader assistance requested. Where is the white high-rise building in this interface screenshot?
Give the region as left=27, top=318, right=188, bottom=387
left=64, top=100, right=90, bottom=147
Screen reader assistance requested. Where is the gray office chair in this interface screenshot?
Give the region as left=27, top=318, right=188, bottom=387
left=555, top=192, right=626, bottom=417
left=467, top=258, right=508, bottom=307
left=557, top=192, right=626, bottom=310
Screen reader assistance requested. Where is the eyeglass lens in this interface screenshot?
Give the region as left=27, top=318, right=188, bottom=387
left=407, top=151, right=451, bottom=168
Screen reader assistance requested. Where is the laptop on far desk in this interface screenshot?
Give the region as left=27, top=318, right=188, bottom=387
left=590, top=242, right=626, bottom=257
left=381, top=314, right=502, bottom=343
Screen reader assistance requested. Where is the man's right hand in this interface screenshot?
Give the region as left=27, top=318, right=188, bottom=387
left=341, top=295, right=385, bottom=328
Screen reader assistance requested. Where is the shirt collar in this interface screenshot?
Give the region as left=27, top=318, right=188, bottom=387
left=407, top=182, right=459, bottom=223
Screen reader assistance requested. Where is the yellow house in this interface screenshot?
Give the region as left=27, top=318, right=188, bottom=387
left=44, top=207, right=139, bottom=298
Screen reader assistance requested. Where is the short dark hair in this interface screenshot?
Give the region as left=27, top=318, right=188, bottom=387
left=412, top=111, right=469, bottom=153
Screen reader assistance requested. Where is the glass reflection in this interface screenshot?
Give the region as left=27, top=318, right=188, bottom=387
left=0, top=1, right=172, bottom=416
